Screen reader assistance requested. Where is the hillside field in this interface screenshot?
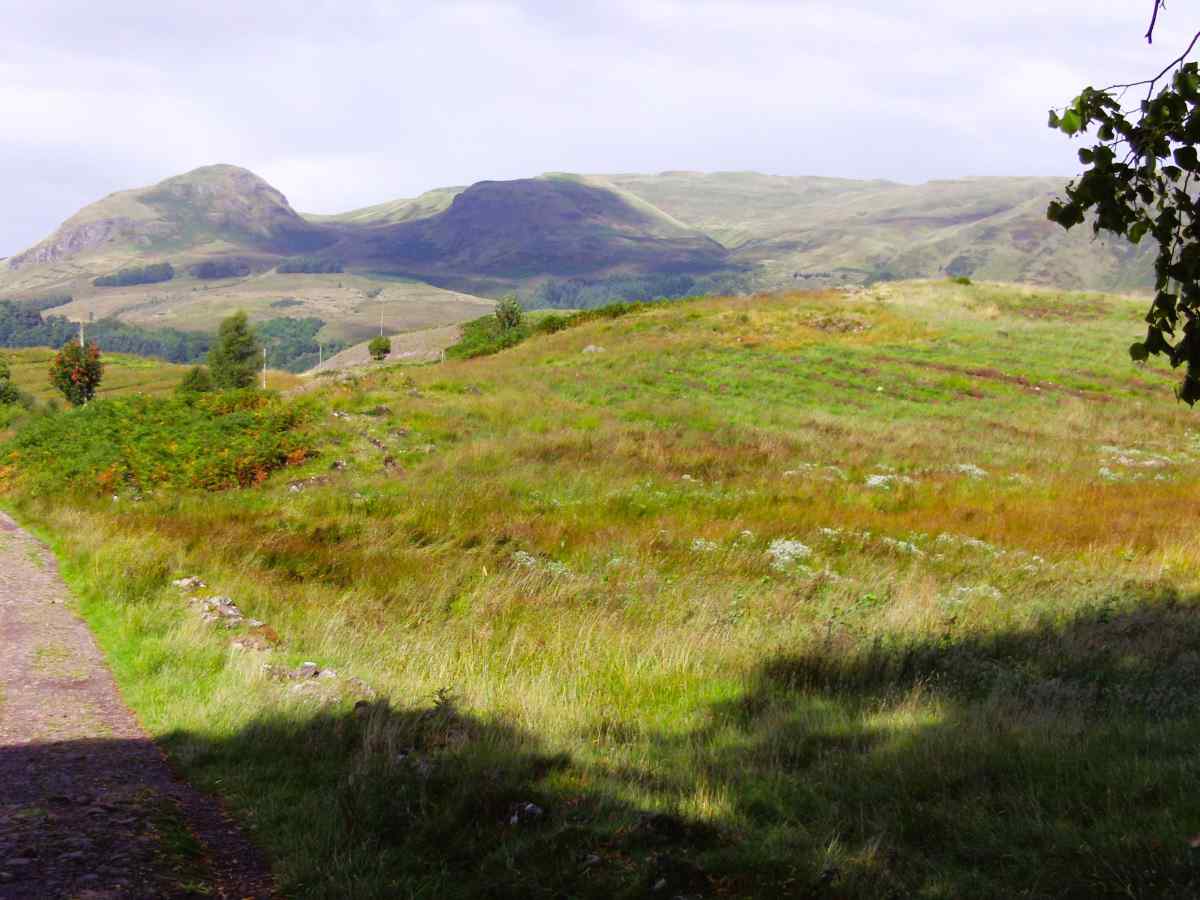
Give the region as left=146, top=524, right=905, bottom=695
left=5, top=281, right=1200, bottom=898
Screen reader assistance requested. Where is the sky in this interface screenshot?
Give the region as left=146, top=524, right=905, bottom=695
left=0, top=0, right=1193, bottom=256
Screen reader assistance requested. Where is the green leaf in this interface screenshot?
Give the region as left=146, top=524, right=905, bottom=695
left=1078, top=148, right=1094, bottom=164
left=1175, top=146, right=1199, bottom=169
left=1129, top=221, right=1149, bottom=244
left=1048, top=110, right=1060, bottom=129
left=1060, top=109, right=1082, bottom=135
left=1130, top=342, right=1150, bottom=362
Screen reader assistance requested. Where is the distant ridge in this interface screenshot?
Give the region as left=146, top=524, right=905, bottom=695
left=0, top=164, right=1156, bottom=319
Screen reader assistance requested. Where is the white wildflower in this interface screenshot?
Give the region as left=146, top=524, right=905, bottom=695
left=880, top=536, right=924, bottom=556
left=954, top=463, right=988, bottom=479
left=767, top=539, right=813, bottom=570
left=512, top=551, right=538, bottom=569
left=691, top=538, right=719, bottom=553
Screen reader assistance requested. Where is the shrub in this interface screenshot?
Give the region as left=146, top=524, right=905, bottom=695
left=368, top=335, right=392, bottom=361
left=176, top=365, right=214, bottom=396
left=207, top=312, right=261, bottom=390
left=950, top=276, right=973, bottom=286
left=0, top=356, right=19, bottom=405
left=534, top=314, right=569, bottom=334
left=49, top=340, right=103, bottom=406
left=495, top=296, right=524, bottom=331
left=4, top=393, right=309, bottom=494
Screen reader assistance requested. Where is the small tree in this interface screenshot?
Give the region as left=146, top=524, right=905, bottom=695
left=207, top=311, right=261, bottom=389
left=368, top=335, right=391, bottom=361
left=176, top=365, right=214, bottom=395
left=0, top=356, right=19, bottom=405
left=50, top=340, right=103, bottom=406
left=495, top=295, right=524, bottom=331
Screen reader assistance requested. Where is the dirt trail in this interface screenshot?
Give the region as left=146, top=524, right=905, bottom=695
left=0, top=512, right=273, bottom=899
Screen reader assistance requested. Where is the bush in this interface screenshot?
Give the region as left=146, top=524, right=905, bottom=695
left=3, top=393, right=310, bottom=494
left=495, top=296, right=524, bottom=331
left=93, top=262, right=174, bottom=288
left=208, top=312, right=261, bottom=390
left=368, top=335, right=392, bottom=361
left=176, top=365, right=214, bottom=396
left=950, top=276, right=973, bottom=286
left=0, top=356, right=20, bottom=405
left=534, top=314, right=569, bottom=334
left=49, top=340, right=103, bottom=406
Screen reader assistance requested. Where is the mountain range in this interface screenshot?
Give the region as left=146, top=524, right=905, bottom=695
left=0, top=164, right=1155, bottom=345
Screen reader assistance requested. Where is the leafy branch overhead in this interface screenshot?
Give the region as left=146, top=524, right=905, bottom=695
left=1047, top=6, right=1200, bottom=402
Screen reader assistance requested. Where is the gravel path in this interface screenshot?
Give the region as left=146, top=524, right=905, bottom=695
left=0, top=511, right=274, bottom=899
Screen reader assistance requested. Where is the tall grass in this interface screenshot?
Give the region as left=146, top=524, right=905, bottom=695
left=8, top=281, right=1200, bottom=898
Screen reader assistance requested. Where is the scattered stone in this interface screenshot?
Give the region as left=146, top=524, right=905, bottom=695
left=508, top=801, right=544, bottom=826
left=581, top=345, right=605, bottom=354
left=171, top=576, right=205, bottom=591
left=230, top=635, right=272, bottom=653
left=197, top=597, right=244, bottom=625
left=297, top=662, right=320, bottom=679
left=330, top=459, right=349, bottom=471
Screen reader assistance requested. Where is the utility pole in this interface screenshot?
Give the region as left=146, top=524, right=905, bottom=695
left=262, top=347, right=267, bottom=390
left=318, top=343, right=323, bottom=368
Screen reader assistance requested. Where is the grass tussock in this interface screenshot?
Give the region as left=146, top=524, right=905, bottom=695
left=8, top=280, right=1200, bottom=898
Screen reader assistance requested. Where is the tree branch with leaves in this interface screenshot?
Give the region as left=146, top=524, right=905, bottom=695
left=1048, top=3, right=1200, bottom=401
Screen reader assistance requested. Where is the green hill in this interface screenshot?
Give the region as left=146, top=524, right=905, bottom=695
left=6, top=281, right=1200, bottom=897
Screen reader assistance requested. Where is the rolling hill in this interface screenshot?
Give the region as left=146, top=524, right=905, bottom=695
left=0, top=164, right=1158, bottom=358
left=8, top=280, right=1200, bottom=897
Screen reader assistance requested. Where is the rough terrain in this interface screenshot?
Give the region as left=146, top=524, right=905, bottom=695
left=0, top=512, right=273, bottom=899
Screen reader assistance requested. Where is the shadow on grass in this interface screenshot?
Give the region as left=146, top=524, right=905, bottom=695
left=21, top=590, right=1200, bottom=899
left=619, top=587, right=1200, bottom=898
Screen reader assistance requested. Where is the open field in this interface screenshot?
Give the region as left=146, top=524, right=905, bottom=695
left=27, top=271, right=496, bottom=346
left=5, top=280, right=1200, bottom=897
left=0, top=347, right=299, bottom=403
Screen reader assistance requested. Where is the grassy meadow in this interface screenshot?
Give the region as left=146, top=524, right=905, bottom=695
left=6, top=280, right=1200, bottom=898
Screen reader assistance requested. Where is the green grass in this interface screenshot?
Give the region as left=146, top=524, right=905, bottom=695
left=7, top=280, right=1200, bottom=898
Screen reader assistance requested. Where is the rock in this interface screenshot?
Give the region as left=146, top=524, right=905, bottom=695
left=318, top=669, right=338, bottom=679
left=507, top=801, right=544, bottom=826
left=231, top=635, right=272, bottom=652
left=172, top=576, right=205, bottom=591
left=297, top=662, right=320, bottom=678
left=582, top=345, right=605, bottom=354
left=330, top=459, right=349, bottom=471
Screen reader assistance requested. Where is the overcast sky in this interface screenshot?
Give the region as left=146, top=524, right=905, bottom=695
left=0, top=0, right=1192, bottom=256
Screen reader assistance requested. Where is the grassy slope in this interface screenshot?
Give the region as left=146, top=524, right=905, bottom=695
left=603, top=172, right=1156, bottom=291
left=6, top=281, right=1200, bottom=898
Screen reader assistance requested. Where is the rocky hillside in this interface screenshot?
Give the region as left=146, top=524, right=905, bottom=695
left=8, top=165, right=332, bottom=271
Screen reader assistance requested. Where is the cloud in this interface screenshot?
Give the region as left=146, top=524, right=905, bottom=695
left=0, top=0, right=1186, bottom=255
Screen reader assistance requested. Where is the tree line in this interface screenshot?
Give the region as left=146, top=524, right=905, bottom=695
left=93, top=262, right=175, bottom=288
